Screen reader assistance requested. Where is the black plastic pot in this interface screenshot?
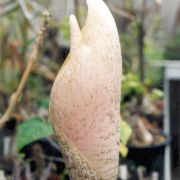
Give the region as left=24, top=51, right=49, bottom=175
left=126, top=135, right=170, bottom=180
left=21, top=136, right=70, bottom=179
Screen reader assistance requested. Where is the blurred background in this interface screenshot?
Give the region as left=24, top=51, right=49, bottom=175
left=0, top=0, right=180, bottom=179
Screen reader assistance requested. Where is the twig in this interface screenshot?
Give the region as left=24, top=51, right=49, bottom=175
left=18, top=0, right=33, bottom=20
left=33, top=64, right=56, bottom=81
left=107, top=3, right=135, bottom=21
left=0, top=11, right=50, bottom=127
left=17, top=0, right=37, bottom=31
left=0, top=1, right=19, bottom=17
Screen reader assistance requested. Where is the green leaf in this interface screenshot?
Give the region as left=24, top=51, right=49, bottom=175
left=17, top=117, right=54, bottom=151
left=39, top=98, right=49, bottom=109
left=17, top=153, right=25, bottom=161
left=119, top=143, right=128, bottom=157
left=60, top=16, right=70, bottom=40
left=120, top=120, right=132, bottom=145
left=151, top=89, right=164, bottom=99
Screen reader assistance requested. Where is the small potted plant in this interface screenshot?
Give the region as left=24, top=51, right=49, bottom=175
left=121, top=73, right=170, bottom=180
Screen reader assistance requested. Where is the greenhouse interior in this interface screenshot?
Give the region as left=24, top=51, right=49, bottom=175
left=0, top=0, right=180, bottom=180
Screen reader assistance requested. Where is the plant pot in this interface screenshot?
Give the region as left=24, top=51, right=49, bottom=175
left=126, top=134, right=170, bottom=180
left=20, top=136, right=70, bottom=179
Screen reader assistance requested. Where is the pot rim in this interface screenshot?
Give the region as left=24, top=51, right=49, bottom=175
left=127, top=134, right=171, bottom=150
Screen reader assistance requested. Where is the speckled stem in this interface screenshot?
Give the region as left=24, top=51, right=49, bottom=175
left=56, top=132, right=101, bottom=179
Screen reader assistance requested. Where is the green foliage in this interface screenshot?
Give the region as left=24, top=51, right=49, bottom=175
left=145, top=40, right=164, bottom=61
left=119, top=120, right=132, bottom=157
left=120, top=120, right=132, bottom=145
left=16, top=117, right=53, bottom=150
left=39, top=97, right=50, bottom=109
left=145, top=39, right=164, bottom=87
left=121, top=73, right=145, bottom=104
left=0, top=63, right=20, bottom=94
left=164, top=33, right=180, bottom=60
left=60, top=16, right=70, bottom=41
left=0, top=3, right=31, bottom=94
left=123, top=0, right=133, bottom=11
left=27, top=74, right=47, bottom=101
left=120, top=19, right=139, bottom=73
left=60, top=169, right=69, bottom=180
left=149, top=88, right=164, bottom=100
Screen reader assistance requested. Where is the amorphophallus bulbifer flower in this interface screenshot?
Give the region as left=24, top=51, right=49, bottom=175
left=49, top=0, right=122, bottom=179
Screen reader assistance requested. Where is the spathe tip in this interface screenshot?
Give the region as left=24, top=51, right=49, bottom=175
left=69, top=14, right=82, bottom=51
